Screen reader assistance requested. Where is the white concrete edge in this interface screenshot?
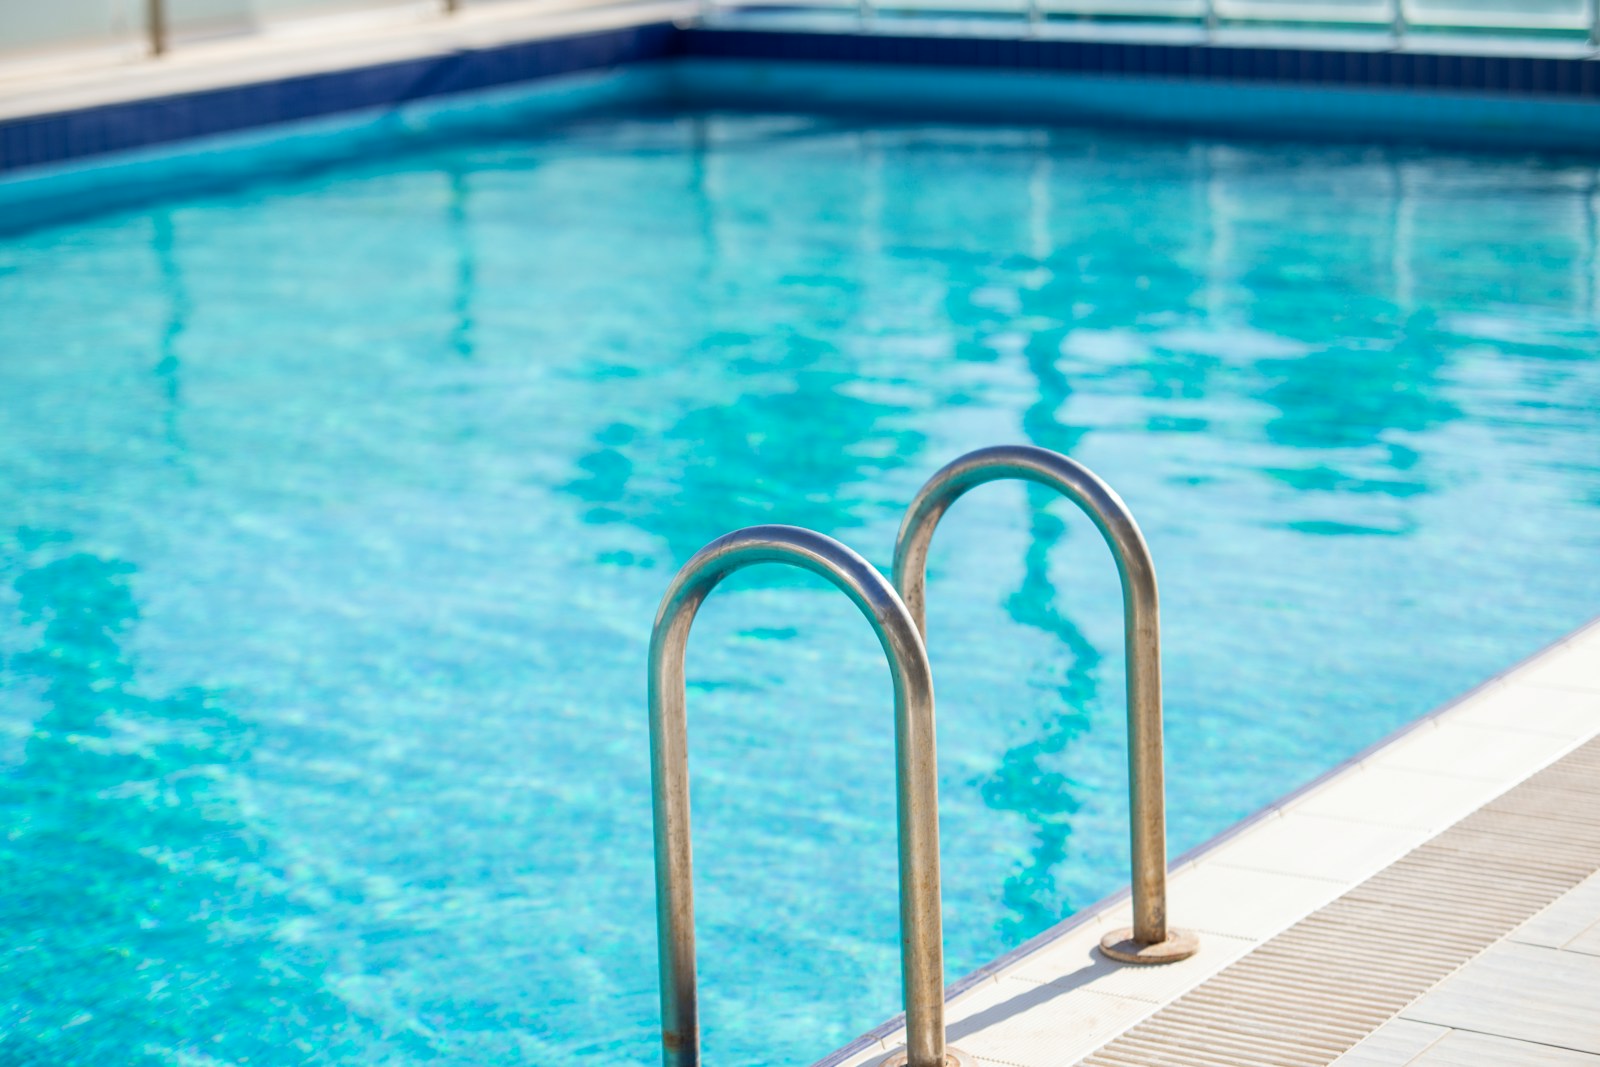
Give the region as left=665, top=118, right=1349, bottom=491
left=0, top=0, right=694, bottom=123
left=812, top=612, right=1600, bottom=1067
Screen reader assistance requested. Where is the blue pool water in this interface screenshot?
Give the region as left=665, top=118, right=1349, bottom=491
left=2, top=82, right=1599, bottom=1066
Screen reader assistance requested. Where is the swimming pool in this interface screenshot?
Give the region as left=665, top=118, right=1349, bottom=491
left=1, top=79, right=1598, bottom=1066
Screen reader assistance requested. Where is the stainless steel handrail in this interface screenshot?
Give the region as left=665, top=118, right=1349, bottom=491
left=892, top=445, right=1197, bottom=965
left=649, top=524, right=968, bottom=1067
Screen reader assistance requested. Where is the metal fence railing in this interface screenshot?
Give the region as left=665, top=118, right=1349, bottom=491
left=706, top=0, right=1600, bottom=49
left=2, top=0, right=1595, bottom=75
left=0, top=0, right=621, bottom=73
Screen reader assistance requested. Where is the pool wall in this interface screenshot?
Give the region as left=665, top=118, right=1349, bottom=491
left=669, top=54, right=1600, bottom=150
left=0, top=22, right=679, bottom=176
left=0, top=62, right=672, bottom=233
left=5, top=14, right=1600, bottom=180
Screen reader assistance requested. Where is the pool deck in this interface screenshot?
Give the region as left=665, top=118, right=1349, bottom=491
left=0, top=0, right=689, bottom=125
left=821, top=615, right=1600, bottom=1067
left=7, top=0, right=1600, bottom=176
left=1334, top=871, right=1600, bottom=1066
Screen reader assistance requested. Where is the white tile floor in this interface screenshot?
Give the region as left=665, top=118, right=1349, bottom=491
left=1521, top=641, right=1600, bottom=694
left=1339, top=1025, right=1600, bottom=1067
left=1368, top=718, right=1583, bottom=782
left=820, top=616, right=1600, bottom=1067
left=1335, top=870, right=1600, bottom=1065
left=1203, top=811, right=1422, bottom=883
left=1515, top=873, right=1600, bottom=956
left=1291, top=765, right=1504, bottom=832
left=1406, top=942, right=1600, bottom=1053
left=0, top=0, right=693, bottom=122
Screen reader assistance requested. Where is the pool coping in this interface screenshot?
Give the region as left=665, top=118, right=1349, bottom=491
left=813, top=612, right=1600, bottom=1067
left=0, top=1, right=690, bottom=175
left=6, top=4, right=1600, bottom=175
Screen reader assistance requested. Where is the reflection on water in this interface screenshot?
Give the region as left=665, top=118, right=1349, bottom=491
left=0, top=530, right=371, bottom=1063
left=568, top=361, right=925, bottom=565
left=1254, top=315, right=1456, bottom=536
left=152, top=210, right=188, bottom=465
left=0, top=111, right=1598, bottom=1067
left=565, top=123, right=926, bottom=564
left=448, top=168, right=476, bottom=360
left=931, top=168, right=1106, bottom=937
left=988, top=503, right=1100, bottom=941
left=989, top=316, right=1105, bottom=938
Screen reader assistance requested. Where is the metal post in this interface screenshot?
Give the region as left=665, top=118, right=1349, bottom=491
left=649, top=525, right=971, bottom=1067
left=1590, top=0, right=1599, bottom=50
left=892, top=445, right=1198, bottom=965
left=1392, top=0, right=1407, bottom=44
left=1202, top=0, right=1217, bottom=39
left=147, top=0, right=168, bottom=56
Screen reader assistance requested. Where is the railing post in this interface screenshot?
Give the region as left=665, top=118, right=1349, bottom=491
left=1203, top=0, right=1217, bottom=39
left=893, top=445, right=1198, bottom=966
left=147, top=0, right=168, bottom=56
left=649, top=525, right=971, bottom=1067
left=1392, top=0, right=1407, bottom=44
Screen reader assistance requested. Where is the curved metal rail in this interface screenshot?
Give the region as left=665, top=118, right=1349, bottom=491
left=649, top=524, right=965, bottom=1067
left=892, top=445, right=1196, bottom=964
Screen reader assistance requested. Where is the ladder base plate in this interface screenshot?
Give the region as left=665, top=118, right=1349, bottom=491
left=1098, top=927, right=1200, bottom=965
left=879, top=1047, right=976, bottom=1066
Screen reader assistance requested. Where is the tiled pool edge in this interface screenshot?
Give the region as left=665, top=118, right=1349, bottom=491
left=667, top=56, right=1600, bottom=153
left=813, top=613, right=1600, bottom=1067
left=0, top=61, right=675, bottom=235
left=683, top=25, right=1600, bottom=103
left=8, top=13, right=1600, bottom=178
left=0, top=10, right=686, bottom=175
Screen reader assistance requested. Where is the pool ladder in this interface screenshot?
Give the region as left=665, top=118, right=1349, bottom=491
left=646, top=445, right=1197, bottom=1067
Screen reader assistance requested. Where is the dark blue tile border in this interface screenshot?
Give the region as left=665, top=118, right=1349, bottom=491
left=678, top=27, right=1600, bottom=101
left=0, top=22, right=679, bottom=174
left=6, top=19, right=1599, bottom=175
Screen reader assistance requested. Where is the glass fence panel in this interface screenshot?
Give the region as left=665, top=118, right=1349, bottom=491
left=0, top=0, right=146, bottom=63
left=879, top=0, right=1033, bottom=15
left=1045, top=0, right=1209, bottom=16
left=0, top=0, right=435, bottom=62
left=1404, top=0, right=1588, bottom=29
left=161, top=0, right=425, bottom=39
left=1, top=0, right=1592, bottom=77
left=165, top=0, right=255, bottom=39
left=1216, top=0, right=1392, bottom=24
left=248, top=0, right=430, bottom=26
